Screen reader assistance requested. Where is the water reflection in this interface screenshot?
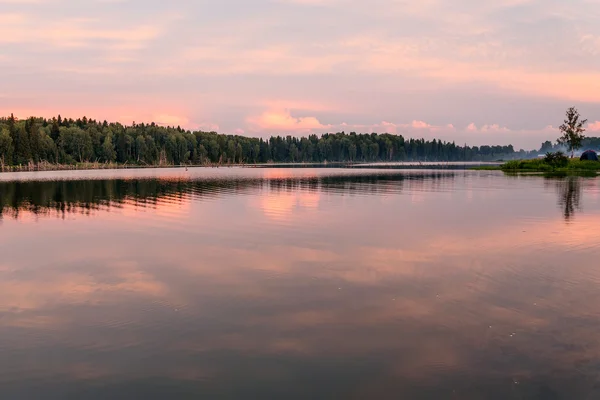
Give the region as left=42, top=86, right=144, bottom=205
left=556, top=177, right=582, bottom=221
left=0, top=171, right=455, bottom=219
left=2, top=169, right=600, bottom=399
left=542, top=176, right=584, bottom=221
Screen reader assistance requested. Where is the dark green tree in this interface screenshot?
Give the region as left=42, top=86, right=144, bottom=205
left=0, top=127, right=13, bottom=168
left=102, top=132, right=116, bottom=162
left=13, top=125, right=32, bottom=164
left=558, top=107, right=587, bottom=158
left=50, top=118, right=61, bottom=142
left=59, top=127, right=93, bottom=162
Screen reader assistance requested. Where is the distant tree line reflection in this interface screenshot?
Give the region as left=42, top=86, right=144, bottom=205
left=0, top=172, right=455, bottom=219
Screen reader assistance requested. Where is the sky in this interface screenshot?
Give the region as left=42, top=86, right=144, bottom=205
left=1, top=0, right=600, bottom=149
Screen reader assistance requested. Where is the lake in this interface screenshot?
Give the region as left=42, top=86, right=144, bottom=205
left=1, top=167, right=600, bottom=399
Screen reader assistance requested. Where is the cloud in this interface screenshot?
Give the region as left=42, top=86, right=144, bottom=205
left=462, top=123, right=513, bottom=136
left=197, top=122, right=221, bottom=132
left=247, top=109, right=330, bottom=132
left=588, top=121, right=600, bottom=132
left=0, top=13, right=162, bottom=49
left=411, top=120, right=431, bottom=129
left=466, top=123, right=478, bottom=132
left=1, top=0, right=600, bottom=148
left=153, top=114, right=189, bottom=127
left=0, top=0, right=52, bottom=2
left=272, top=0, right=339, bottom=5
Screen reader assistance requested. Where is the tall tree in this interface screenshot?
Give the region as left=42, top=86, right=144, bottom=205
left=59, top=127, right=93, bottom=162
left=13, top=125, right=32, bottom=164
left=7, top=113, right=16, bottom=144
left=26, top=117, right=41, bottom=162
left=50, top=117, right=61, bottom=142
left=558, top=107, right=587, bottom=158
left=0, top=127, right=13, bottom=168
left=135, top=135, right=147, bottom=162
left=102, top=132, right=116, bottom=162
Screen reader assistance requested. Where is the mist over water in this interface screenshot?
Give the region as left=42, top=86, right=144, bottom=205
left=1, top=168, right=600, bottom=399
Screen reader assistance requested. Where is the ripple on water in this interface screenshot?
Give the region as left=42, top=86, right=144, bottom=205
left=2, top=169, right=600, bottom=398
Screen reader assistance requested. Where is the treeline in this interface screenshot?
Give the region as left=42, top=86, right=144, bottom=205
left=540, top=138, right=600, bottom=154
left=0, top=114, right=522, bottom=167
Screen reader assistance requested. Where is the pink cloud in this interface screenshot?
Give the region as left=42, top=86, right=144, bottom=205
left=0, top=14, right=162, bottom=49
left=479, top=124, right=510, bottom=133
left=195, top=122, right=220, bottom=132
left=247, top=109, right=330, bottom=132
left=588, top=121, right=600, bottom=132
left=0, top=106, right=199, bottom=131
left=411, top=120, right=431, bottom=129
left=152, top=114, right=189, bottom=127
left=331, top=120, right=458, bottom=138
left=466, top=123, right=478, bottom=132
left=464, top=123, right=510, bottom=133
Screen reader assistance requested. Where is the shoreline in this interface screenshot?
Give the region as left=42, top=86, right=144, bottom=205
left=472, top=158, right=600, bottom=175
left=0, top=162, right=266, bottom=173
left=0, top=161, right=505, bottom=174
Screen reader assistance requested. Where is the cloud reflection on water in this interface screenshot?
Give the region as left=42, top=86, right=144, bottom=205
left=1, top=170, right=600, bottom=398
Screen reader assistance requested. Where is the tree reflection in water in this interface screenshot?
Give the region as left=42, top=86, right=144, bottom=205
left=0, top=172, right=454, bottom=219
left=555, top=176, right=582, bottom=221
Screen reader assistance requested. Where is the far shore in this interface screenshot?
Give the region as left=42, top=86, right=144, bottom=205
left=0, top=161, right=505, bottom=174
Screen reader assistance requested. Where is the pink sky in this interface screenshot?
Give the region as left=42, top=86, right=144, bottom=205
left=1, top=0, right=599, bottom=148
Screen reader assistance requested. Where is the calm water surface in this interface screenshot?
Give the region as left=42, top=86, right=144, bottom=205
left=1, top=168, right=600, bottom=399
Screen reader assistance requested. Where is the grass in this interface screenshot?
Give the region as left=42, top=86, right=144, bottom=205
left=0, top=161, right=250, bottom=173
left=496, top=158, right=600, bottom=174
left=470, top=165, right=503, bottom=170
left=501, top=159, right=553, bottom=172
left=563, top=159, right=600, bottom=170
left=1, top=161, right=157, bottom=173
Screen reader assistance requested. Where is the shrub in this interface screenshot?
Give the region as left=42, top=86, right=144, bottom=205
left=501, top=159, right=552, bottom=171
left=544, top=151, right=569, bottom=169
left=568, top=159, right=600, bottom=170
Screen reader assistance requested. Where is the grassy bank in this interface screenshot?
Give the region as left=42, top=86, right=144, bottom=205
left=0, top=161, right=358, bottom=173
left=475, top=159, right=600, bottom=173
left=3, top=159, right=597, bottom=174
left=470, top=165, right=503, bottom=171
left=0, top=161, right=502, bottom=173
left=0, top=161, right=241, bottom=173
left=471, top=159, right=600, bottom=173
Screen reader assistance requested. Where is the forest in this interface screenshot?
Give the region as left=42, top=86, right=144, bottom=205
left=0, top=114, right=549, bottom=167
